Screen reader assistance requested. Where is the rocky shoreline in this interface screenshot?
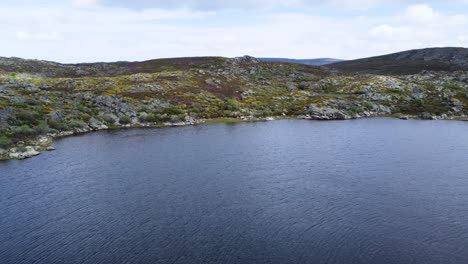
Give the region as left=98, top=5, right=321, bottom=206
left=2, top=114, right=466, bottom=161
left=1, top=56, right=467, bottom=160
left=0, top=117, right=205, bottom=160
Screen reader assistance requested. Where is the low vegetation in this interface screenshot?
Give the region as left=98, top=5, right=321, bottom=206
left=0, top=54, right=467, bottom=159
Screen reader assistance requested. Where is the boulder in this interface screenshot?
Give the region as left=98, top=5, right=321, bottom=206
left=89, top=117, right=108, bottom=130
left=184, top=116, right=196, bottom=125
left=418, top=112, right=434, bottom=120
left=373, top=104, right=392, bottom=114
left=48, top=111, right=65, bottom=122
left=231, top=56, right=260, bottom=65
left=9, top=146, right=40, bottom=159
left=451, top=99, right=464, bottom=113
left=306, top=105, right=351, bottom=120
left=46, top=146, right=56, bottom=151
left=100, top=113, right=119, bottom=125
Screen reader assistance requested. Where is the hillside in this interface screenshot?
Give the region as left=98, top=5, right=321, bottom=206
left=1, top=53, right=468, bottom=159
left=260, top=58, right=343, bottom=66
left=0, top=56, right=228, bottom=78
left=329, top=47, right=468, bottom=74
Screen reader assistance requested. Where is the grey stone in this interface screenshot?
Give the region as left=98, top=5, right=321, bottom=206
left=306, top=105, right=351, bottom=120
left=9, top=146, right=40, bottom=159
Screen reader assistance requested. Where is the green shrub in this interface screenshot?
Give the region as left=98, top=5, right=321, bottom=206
left=261, top=109, right=273, bottom=117
left=164, top=105, right=184, bottom=115
left=119, top=116, right=131, bottom=125
left=188, top=105, right=204, bottom=114
left=170, top=115, right=181, bottom=123
left=225, top=99, right=239, bottom=111
left=78, top=113, right=91, bottom=122
left=16, top=110, right=36, bottom=123
left=69, top=120, right=87, bottom=128
left=102, top=114, right=116, bottom=124
left=48, top=119, right=67, bottom=131
left=16, top=125, right=34, bottom=136
left=152, top=108, right=164, bottom=115
left=257, top=71, right=273, bottom=80
left=140, top=112, right=174, bottom=123
left=77, top=104, right=87, bottom=113
left=140, top=113, right=156, bottom=123
left=0, top=136, right=11, bottom=148
left=298, top=82, right=309, bottom=90
left=9, top=72, right=17, bottom=78
left=349, top=106, right=364, bottom=113
left=161, top=114, right=171, bottom=122
left=142, top=113, right=155, bottom=123
left=34, top=121, right=49, bottom=134
left=362, top=102, right=374, bottom=110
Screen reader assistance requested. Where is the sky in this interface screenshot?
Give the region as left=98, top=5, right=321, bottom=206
left=1, top=0, right=468, bottom=63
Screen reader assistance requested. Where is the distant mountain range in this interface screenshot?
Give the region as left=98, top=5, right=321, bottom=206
left=259, top=58, right=344, bottom=66
left=259, top=47, right=468, bottom=74
left=329, top=47, right=468, bottom=74
left=1, top=47, right=468, bottom=77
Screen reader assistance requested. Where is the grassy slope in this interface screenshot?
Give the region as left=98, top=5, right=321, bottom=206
left=329, top=47, right=468, bottom=75
left=0, top=55, right=467, bottom=155
left=330, top=60, right=453, bottom=75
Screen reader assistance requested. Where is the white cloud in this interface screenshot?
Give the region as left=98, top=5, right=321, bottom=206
left=0, top=3, right=467, bottom=62
left=369, top=24, right=394, bottom=38
left=72, top=0, right=99, bottom=8
left=16, top=31, right=60, bottom=41
left=402, top=4, right=439, bottom=24
left=95, top=0, right=468, bottom=10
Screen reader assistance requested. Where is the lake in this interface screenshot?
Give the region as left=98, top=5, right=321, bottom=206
left=1, top=119, right=468, bottom=264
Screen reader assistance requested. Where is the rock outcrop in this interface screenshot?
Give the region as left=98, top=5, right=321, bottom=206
left=305, top=105, right=352, bottom=120
left=1, top=53, right=468, bottom=160
left=8, top=146, right=40, bottom=159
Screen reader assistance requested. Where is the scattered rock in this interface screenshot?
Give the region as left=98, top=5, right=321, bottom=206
left=451, top=99, right=464, bottom=113
left=306, top=105, right=351, bottom=120
left=230, top=56, right=260, bottom=65
left=89, top=117, right=108, bottom=130
left=184, top=116, right=196, bottom=125
left=418, top=112, right=434, bottom=120
left=9, top=146, right=40, bottom=159
left=286, top=82, right=297, bottom=91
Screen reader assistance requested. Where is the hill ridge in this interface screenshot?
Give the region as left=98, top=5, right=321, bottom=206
left=329, top=47, right=468, bottom=74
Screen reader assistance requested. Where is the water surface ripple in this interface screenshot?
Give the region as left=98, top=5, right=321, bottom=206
left=1, top=119, right=468, bottom=263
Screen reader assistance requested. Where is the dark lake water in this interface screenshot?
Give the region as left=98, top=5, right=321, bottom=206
left=1, top=119, right=468, bottom=264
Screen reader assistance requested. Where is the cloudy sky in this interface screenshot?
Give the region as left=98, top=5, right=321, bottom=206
left=1, top=0, right=468, bottom=62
